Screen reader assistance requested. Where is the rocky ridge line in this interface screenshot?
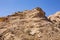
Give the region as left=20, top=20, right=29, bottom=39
left=0, top=7, right=60, bottom=40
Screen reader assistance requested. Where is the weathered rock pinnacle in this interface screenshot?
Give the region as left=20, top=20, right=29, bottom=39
left=33, top=7, right=45, bottom=16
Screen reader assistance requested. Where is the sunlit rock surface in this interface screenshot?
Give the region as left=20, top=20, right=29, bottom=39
left=0, top=7, right=60, bottom=40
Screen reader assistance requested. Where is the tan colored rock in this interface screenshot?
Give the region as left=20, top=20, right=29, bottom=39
left=0, top=7, right=60, bottom=40
left=48, top=11, right=60, bottom=23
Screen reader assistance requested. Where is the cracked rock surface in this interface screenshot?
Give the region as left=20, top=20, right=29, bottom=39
left=0, top=7, right=60, bottom=40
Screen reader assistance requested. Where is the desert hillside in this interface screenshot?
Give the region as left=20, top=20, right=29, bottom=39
left=0, top=7, right=60, bottom=40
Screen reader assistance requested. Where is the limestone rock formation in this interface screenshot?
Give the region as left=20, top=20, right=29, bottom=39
left=0, top=7, right=60, bottom=40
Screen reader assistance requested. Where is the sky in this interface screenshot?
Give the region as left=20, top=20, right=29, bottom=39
left=0, top=0, right=60, bottom=17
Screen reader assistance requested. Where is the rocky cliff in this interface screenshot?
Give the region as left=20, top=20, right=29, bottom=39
left=0, top=7, right=60, bottom=40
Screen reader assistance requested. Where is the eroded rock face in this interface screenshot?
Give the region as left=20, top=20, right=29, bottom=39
left=48, top=12, right=60, bottom=23
left=0, top=7, right=60, bottom=40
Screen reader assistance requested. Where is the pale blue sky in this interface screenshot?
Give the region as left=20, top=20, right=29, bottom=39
left=0, top=0, right=60, bottom=17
